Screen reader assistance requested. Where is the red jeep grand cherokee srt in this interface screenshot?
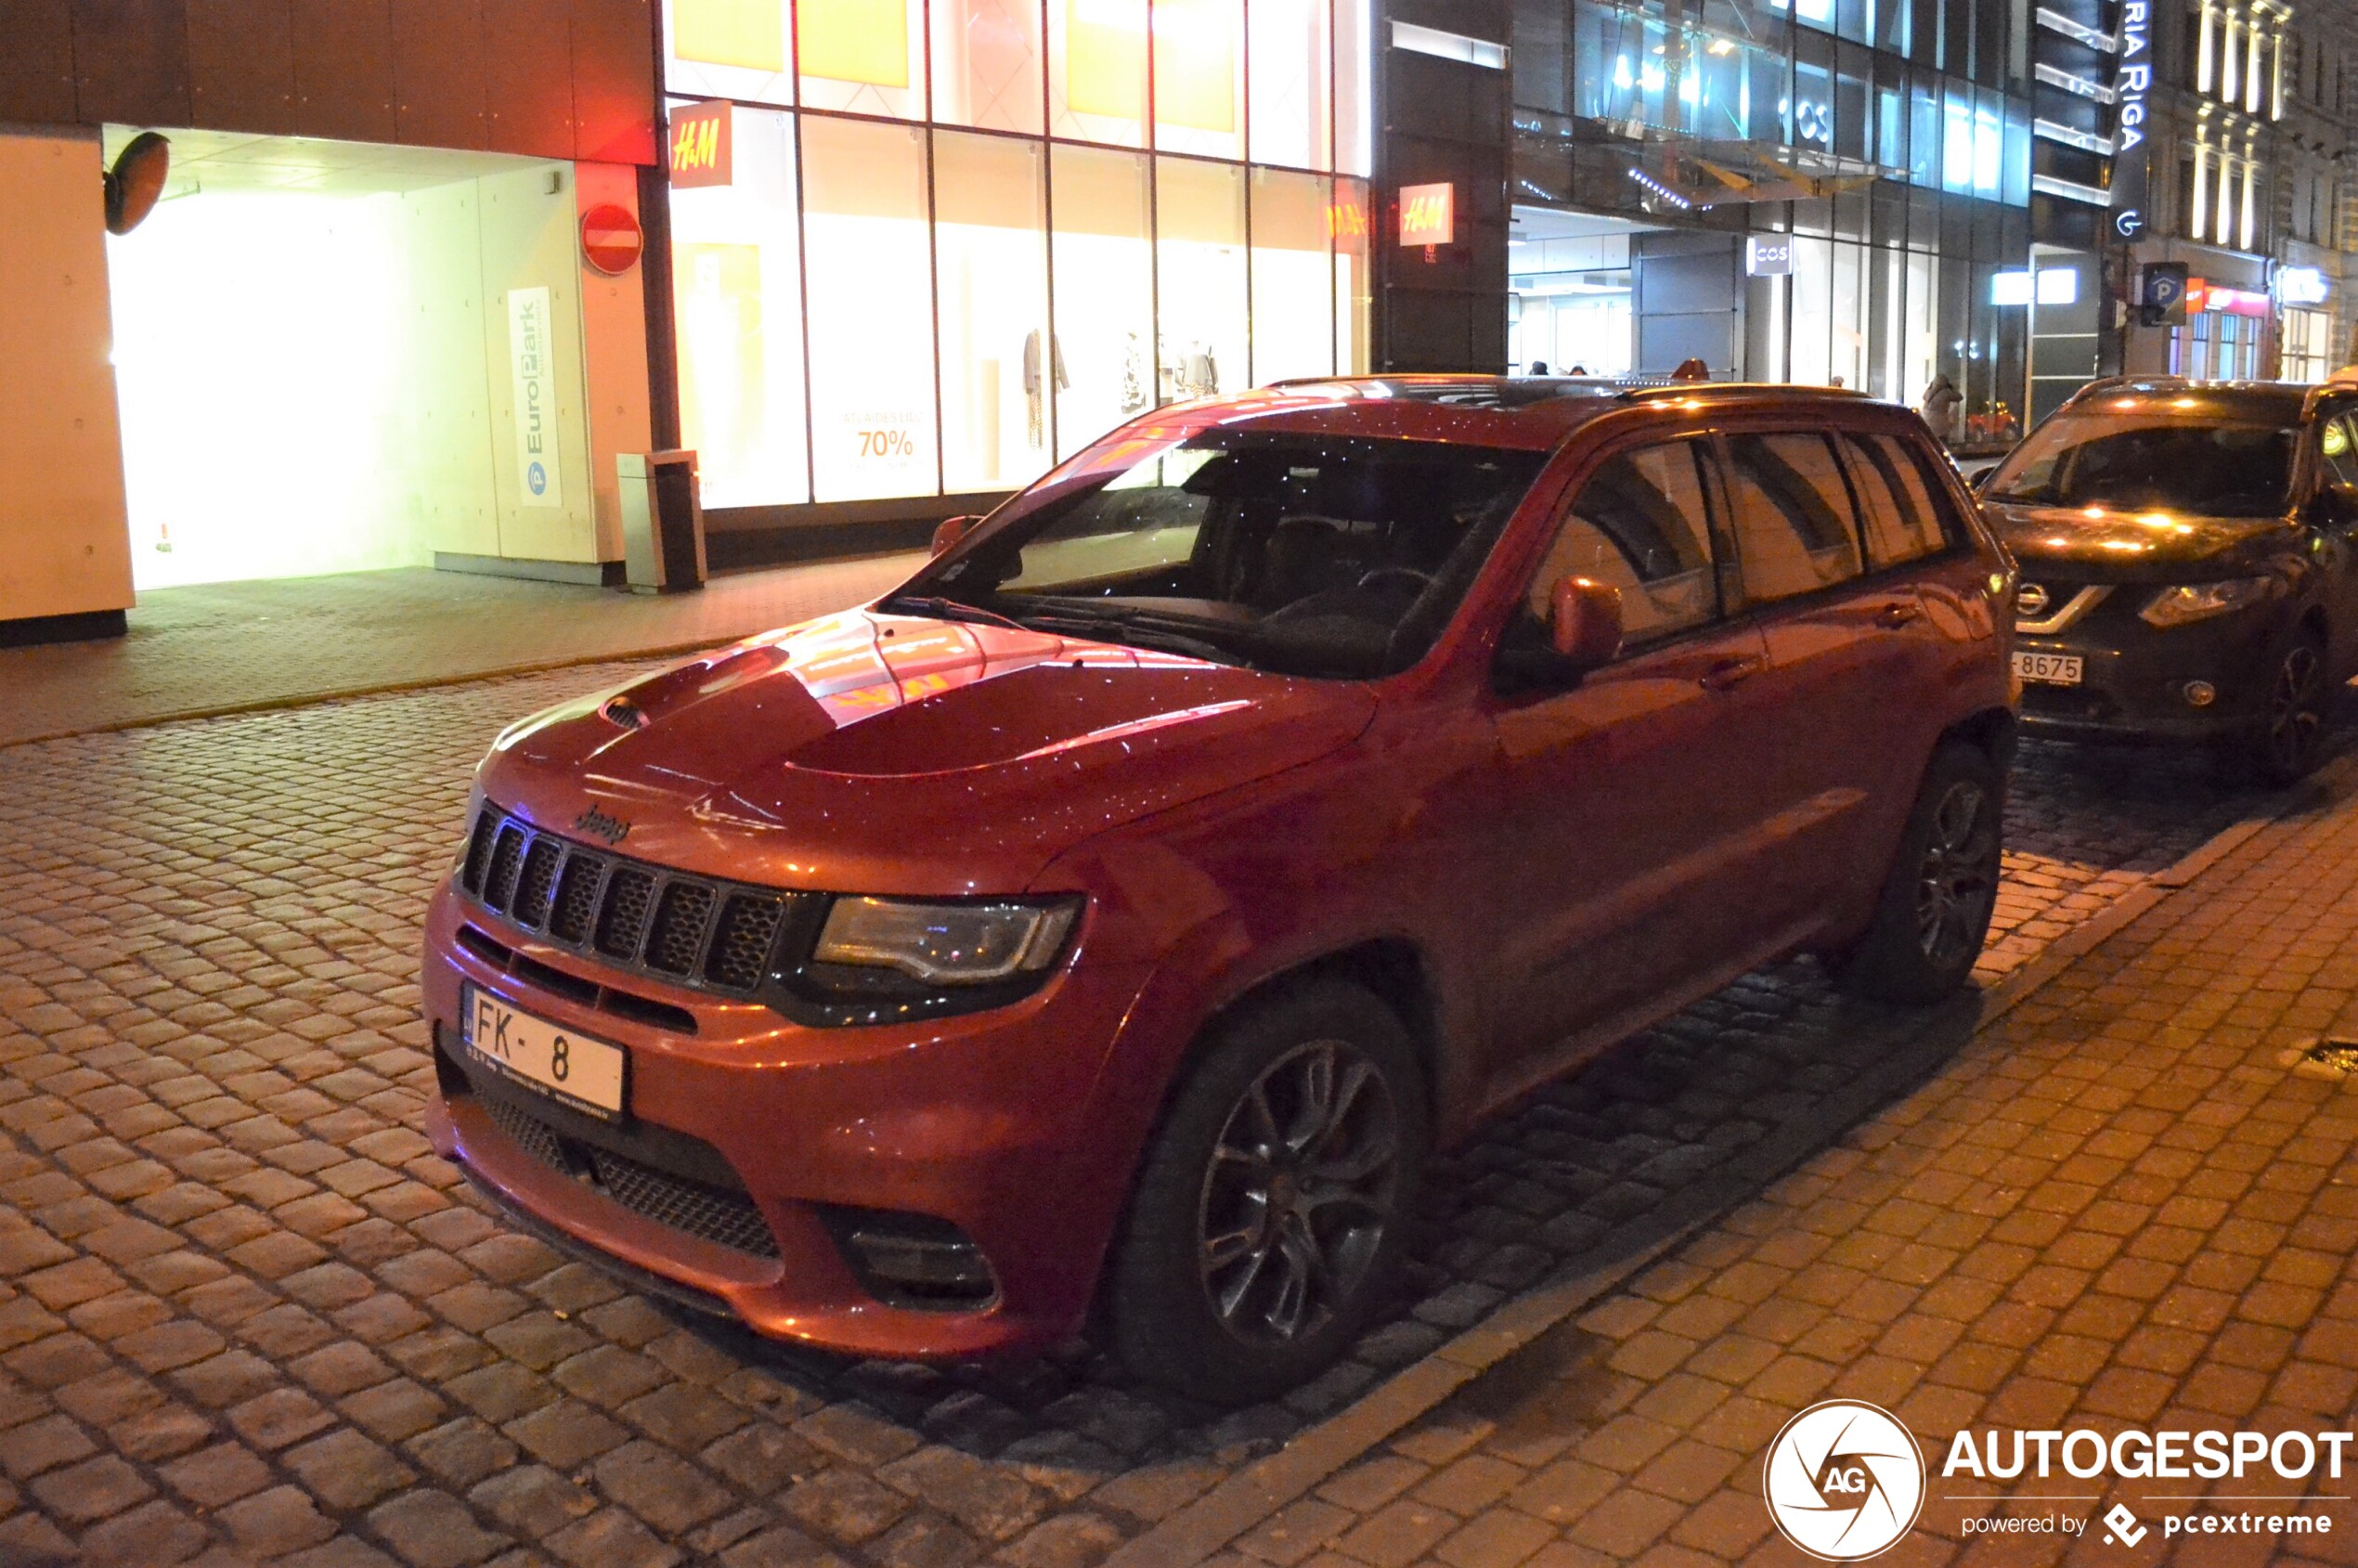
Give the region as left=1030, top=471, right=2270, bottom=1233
left=423, top=378, right=2015, bottom=1400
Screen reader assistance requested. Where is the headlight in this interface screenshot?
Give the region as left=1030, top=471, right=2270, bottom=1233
left=2140, top=577, right=2273, bottom=628
left=813, top=898, right=1079, bottom=985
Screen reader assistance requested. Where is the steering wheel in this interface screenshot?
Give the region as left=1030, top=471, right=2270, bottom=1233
left=1355, top=567, right=1433, bottom=597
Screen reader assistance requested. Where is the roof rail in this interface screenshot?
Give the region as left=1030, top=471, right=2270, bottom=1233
left=2059, top=375, right=2191, bottom=404
left=1619, top=382, right=1872, bottom=402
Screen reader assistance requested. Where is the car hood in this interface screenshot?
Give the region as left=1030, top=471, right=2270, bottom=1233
left=473, top=609, right=1380, bottom=895
left=1987, top=501, right=2295, bottom=581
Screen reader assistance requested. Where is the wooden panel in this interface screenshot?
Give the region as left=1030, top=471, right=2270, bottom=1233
left=0, top=131, right=135, bottom=621
left=0, top=0, right=78, bottom=125
left=570, top=0, right=655, bottom=164
left=291, top=0, right=397, bottom=144
left=483, top=0, right=576, bottom=159
left=186, top=0, right=298, bottom=136
left=393, top=0, right=488, bottom=149
left=70, top=0, right=192, bottom=126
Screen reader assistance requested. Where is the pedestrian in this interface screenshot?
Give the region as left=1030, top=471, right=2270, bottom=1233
left=1528, top=360, right=1549, bottom=376
left=1671, top=356, right=1710, bottom=381
left=1920, top=371, right=1963, bottom=442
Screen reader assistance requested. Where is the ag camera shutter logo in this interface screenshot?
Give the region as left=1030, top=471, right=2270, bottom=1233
left=1764, top=1400, right=1926, bottom=1560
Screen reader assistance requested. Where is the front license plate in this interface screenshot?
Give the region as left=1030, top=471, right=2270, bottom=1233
left=2013, top=651, right=2083, bottom=686
left=462, top=987, right=626, bottom=1121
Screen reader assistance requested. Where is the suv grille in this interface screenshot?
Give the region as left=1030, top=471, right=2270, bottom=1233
left=478, top=1095, right=781, bottom=1258
left=458, top=803, right=803, bottom=998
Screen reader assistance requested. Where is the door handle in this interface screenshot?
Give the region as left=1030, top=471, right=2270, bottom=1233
left=1875, top=601, right=1924, bottom=628
left=1699, top=654, right=1765, bottom=691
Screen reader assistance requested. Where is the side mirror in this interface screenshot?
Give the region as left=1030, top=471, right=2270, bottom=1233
left=1548, top=576, right=1623, bottom=669
left=929, top=514, right=978, bottom=557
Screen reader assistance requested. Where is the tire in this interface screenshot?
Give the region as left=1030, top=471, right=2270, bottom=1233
left=2252, top=629, right=2330, bottom=785
left=1107, top=979, right=1429, bottom=1405
left=1834, top=742, right=2003, bottom=1004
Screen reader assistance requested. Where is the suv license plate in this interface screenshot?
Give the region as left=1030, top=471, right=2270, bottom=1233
left=462, top=987, right=625, bottom=1121
left=2013, top=651, right=2083, bottom=686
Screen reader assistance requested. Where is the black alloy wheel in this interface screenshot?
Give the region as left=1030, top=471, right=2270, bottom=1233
left=1197, top=1038, right=1402, bottom=1347
left=1914, top=773, right=2001, bottom=977
left=2256, top=634, right=2329, bottom=784
left=1834, top=741, right=2003, bottom=1004
left=1108, top=980, right=1427, bottom=1404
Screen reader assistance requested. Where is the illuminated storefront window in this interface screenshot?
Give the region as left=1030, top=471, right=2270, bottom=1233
left=1250, top=0, right=1331, bottom=170
left=1251, top=169, right=1335, bottom=382
left=665, top=0, right=1373, bottom=511
left=935, top=0, right=1047, bottom=133
left=800, top=115, right=939, bottom=501
left=669, top=105, right=809, bottom=509
left=1049, top=143, right=1156, bottom=459
left=1158, top=157, right=1249, bottom=403
left=936, top=132, right=1052, bottom=491
left=1154, top=0, right=1246, bottom=160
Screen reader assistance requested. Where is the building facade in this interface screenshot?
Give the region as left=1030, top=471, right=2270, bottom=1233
left=655, top=0, right=1382, bottom=558
left=1507, top=0, right=2038, bottom=435
left=2095, top=0, right=2358, bottom=387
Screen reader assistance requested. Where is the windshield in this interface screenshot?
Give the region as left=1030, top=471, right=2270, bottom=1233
left=892, top=430, right=1548, bottom=678
left=1984, top=413, right=2297, bottom=518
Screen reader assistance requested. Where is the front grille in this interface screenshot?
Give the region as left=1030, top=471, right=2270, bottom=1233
left=477, top=1093, right=780, bottom=1258
left=458, top=803, right=801, bottom=999
left=645, top=881, right=717, bottom=976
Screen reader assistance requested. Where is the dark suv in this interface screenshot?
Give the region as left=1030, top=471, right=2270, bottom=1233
left=1980, top=376, right=2358, bottom=780
left=424, top=379, right=2015, bottom=1401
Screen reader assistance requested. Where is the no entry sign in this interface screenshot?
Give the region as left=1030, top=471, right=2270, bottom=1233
left=580, top=203, right=643, bottom=277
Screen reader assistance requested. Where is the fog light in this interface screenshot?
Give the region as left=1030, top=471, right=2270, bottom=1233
left=820, top=1207, right=998, bottom=1311
left=2183, top=680, right=2218, bottom=707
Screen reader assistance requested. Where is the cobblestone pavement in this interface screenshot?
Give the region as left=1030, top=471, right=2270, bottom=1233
left=0, top=659, right=2303, bottom=1568
left=1242, top=752, right=2358, bottom=1568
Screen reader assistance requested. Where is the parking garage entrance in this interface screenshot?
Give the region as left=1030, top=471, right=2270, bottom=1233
left=103, top=128, right=627, bottom=591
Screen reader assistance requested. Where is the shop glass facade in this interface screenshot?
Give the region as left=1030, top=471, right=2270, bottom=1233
left=664, top=0, right=1374, bottom=511
left=1513, top=0, right=2034, bottom=423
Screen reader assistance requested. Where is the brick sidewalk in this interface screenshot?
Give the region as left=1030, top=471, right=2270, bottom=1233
left=0, top=659, right=2316, bottom=1568
left=0, top=556, right=917, bottom=749
left=1234, top=757, right=2358, bottom=1568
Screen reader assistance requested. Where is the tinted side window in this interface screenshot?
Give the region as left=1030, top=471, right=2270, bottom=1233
left=1526, top=440, right=1718, bottom=644
left=1724, top=433, right=1865, bottom=605
left=1846, top=434, right=1954, bottom=567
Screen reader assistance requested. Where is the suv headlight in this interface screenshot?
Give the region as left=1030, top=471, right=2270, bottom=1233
left=2140, top=577, right=2273, bottom=628
left=814, top=898, right=1079, bottom=985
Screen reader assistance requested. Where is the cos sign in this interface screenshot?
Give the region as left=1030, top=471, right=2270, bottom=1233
left=1399, top=183, right=1454, bottom=248
left=1745, top=236, right=1793, bottom=276
left=670, top=100, right=733, bottom=188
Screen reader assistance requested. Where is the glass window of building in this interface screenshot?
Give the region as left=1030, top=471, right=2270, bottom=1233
left=1157, top=156, right=1249, bottom=404
left=671, top=105, right=810, bottom=509
left=1335, top=0, right=1374, bottom=175
left=797, top=0, right=926, bottom=118
left=1249, top=0, right=1332, bottom=170
left=1334, top=176, right=1373, bottom=374
left=667, top=0, right=795, bottom=103
left=932, top=0, right=1047, bottom=134
left=936, top=132, right=1052, bottom=493
left=1250, top=168, right=1334, bottom=383
left=800, top=115, right=939, bottom=500
left=1050, top=143, right=1155, bottom=458
left=1155, top=0, right=1247, bottom=161
left=1052, top=0, right=1150, bottom=146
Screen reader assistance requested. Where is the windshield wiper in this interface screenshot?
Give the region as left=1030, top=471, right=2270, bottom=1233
left=1016, top=613, right=1249, bottom=667
left=878, top=593, right=1028, bottom=630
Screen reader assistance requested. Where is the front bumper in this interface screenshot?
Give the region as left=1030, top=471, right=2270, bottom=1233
left=2013, top=610, right=2281, bottom=746
left=420, top=880, right=1156, bottom=1359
